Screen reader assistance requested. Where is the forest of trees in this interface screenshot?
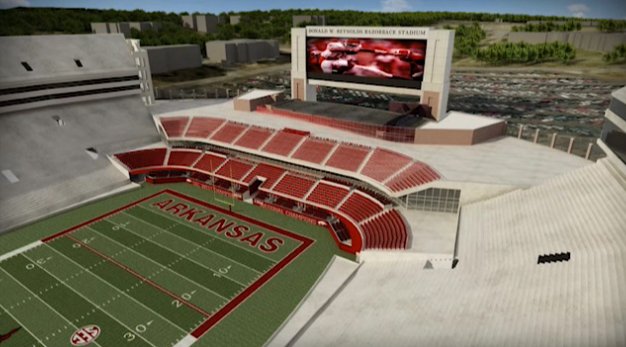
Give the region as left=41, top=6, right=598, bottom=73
left=511, top=21, right=582, bottom=32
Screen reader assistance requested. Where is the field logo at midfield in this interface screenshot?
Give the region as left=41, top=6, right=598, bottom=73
left=70, top=325, right=101, bottom=346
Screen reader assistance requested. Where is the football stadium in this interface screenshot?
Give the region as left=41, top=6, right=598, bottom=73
left=0, top=24, right=625, bottom=347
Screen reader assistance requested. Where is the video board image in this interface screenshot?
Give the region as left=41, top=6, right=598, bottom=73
left=306, top=37, right=427, bottom=89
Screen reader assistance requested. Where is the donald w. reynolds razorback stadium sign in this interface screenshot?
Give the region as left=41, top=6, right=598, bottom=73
left=306, top=26, right=429, bottom=39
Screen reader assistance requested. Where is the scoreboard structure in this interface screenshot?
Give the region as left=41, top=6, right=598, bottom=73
left=291, top=26, right=454, bottom=120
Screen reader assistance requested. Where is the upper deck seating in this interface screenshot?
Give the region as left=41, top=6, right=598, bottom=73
left=261, top=130, right=306, bottom=156
left=386, top=163, right=440, bottom=192
left=209, top=122, right=248, bottom=144
left=160, top=117, right=189, bottom=138
left=234, top=126, right=275, bottom=150
left=291, top=138, right=337, bottom=164
left=325, top=144, right=371, bottom=172
left=360, top=148, right=412, bottom=182
left=184, top=117, right=225, bottom=138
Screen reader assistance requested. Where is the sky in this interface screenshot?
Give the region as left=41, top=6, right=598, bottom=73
left=0, top=0, right=625, bottom=20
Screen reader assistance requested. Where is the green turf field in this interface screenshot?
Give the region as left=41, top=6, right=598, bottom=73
left=0, top=183, right=354, bottom=347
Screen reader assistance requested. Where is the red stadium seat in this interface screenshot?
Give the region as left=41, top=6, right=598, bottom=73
left=306, top=182, right=351, bottom=208
left=291, top=138, right=337, bottom=164
left=360, top=148, right=412, bottom=182
left=167, top=149, right=202, bottom=167
left=185, top=117, right=225, bottom=138
left=244, top=163, right=286, bottom=188
left=160, top=117, right=189, bottom=138
left=261, top=130, right=307, bottom=156
left=385, top=163, right=440, bottom=192
left=210, top=122, right=248, bottom=144
left=115, top=148, right=167, bottom=169
left=338, top=191, right=383, bottom=222
left=325, top=144, right=371, bottom=172
left=272, top=174, right=317, bottom=199
left=193, top=153, right=227, bottom=173
left=215, top=159, right=255, bottom=181
left=360, top=209, right=408, bottom=249
left=234, top=126, right=275, bottom=150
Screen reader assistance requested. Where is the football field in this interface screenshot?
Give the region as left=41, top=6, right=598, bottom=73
left=0, top=184, right=352, bottom=346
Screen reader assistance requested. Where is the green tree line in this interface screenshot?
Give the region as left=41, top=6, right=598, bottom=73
left=0, top=7, right=182, bottom=35
left=512, top=21, right=582, bottom=32
left=0, top=6, right=614, bottom=66
left=1, top=6, right=616, bottom=39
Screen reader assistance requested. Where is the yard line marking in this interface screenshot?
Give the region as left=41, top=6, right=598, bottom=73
left=114, top=218, right=248, bottom=287
left=21, top=252, right=158, bottom=347
left=85, top=225, right=231, bottom=302
left=44, top=243, right=189, bottom=335
left=0, top=241, right=43, bottom=262
left=135, top=203, right=277, bottom=263
left=0, top=303, right=46, bottom=347
left=0, top=266, right=103, bottom=347
left=189, top=230, right=314, bottom=338
left=41, top=190, right=168, bottom=243
left=122, top=211, right=263, bottom=275
left=173, top=334, right=197, bottom=347
left=66, top=234, right=212, bottom=317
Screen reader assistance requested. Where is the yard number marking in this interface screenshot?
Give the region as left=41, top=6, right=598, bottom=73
left=70, top=324, right=101, bottom=346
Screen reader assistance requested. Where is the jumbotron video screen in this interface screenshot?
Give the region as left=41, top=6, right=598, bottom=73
left=306, top=37, right=427, bottom=89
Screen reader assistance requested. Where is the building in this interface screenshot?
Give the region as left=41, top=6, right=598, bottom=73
left=293, top=15, right=326, bottom=27
left=144, top=44, right=203, bottom=74
left=90, top=21, right=160, bottom=38
left=230, top=15, right=241, bottom=25
left=205, top=39, right=280, bottom=65
left=181, top=14, right=218, bottom=34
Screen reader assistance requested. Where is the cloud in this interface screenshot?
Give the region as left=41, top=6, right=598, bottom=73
left=0, top=0, right=30, bottom=9
left=567, top=3, right=589, bottom=18
left=381, top=0, right=411, bottom=12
